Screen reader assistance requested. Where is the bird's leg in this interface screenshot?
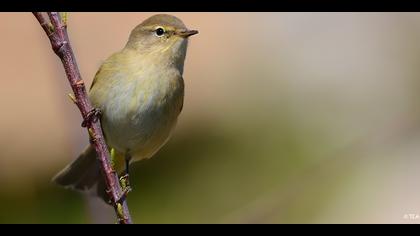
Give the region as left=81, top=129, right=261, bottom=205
left=116, top=154, right=132, bottom=204
left=119, top=155, right=132, bottom=195
left=81, top=107, right=102, bottom=127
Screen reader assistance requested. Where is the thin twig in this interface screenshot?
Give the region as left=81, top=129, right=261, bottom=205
left=33, top=12, right=52, bottom=36
left=32, top=12, right=132, bottom=224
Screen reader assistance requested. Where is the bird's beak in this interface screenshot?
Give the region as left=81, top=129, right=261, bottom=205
left=176, top=29, right=199, bottom=38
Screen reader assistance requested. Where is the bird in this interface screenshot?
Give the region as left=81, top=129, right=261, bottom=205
left=52, top=14, right=198, bottom=202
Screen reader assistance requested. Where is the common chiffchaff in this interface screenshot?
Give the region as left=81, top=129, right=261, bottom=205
left=53, top=14, right=198, bottom=202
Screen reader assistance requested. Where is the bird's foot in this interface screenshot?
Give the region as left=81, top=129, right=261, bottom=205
left=116, top=187, right=131, bottom=204
left=81, top=108, right=102, bottom=127
left=118, top=174, right=132, bottom=199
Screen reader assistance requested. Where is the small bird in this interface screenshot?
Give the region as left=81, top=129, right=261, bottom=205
left=53, top=14, right=198, bottom=202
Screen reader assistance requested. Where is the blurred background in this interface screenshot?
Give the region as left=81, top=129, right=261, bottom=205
left=1, top=12, right=420, bottom=223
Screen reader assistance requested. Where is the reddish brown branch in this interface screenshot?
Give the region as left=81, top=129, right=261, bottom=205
left=33, top=12, right=132, bottom=224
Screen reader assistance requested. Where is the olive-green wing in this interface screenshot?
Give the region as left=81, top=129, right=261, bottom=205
left=89, top=66, right=102, bottom=91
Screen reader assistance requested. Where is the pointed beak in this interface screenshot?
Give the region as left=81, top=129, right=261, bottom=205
left=176, top=29, right=199, bottom=38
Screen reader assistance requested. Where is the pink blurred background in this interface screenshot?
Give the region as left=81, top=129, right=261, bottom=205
left=1, top=13, right=420, bottom=223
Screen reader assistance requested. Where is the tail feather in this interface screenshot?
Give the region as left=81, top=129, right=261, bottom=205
left=53, top=145, right=109, bottom=203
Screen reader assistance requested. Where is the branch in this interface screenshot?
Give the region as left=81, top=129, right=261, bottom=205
left=33, top=12, right=132, bottom=224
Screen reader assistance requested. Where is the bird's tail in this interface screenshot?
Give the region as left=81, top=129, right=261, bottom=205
left=52, top=145, right=109, bottom=203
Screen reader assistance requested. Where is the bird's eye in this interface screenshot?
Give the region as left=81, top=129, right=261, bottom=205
left=155, top=27, right=165, bottom=37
